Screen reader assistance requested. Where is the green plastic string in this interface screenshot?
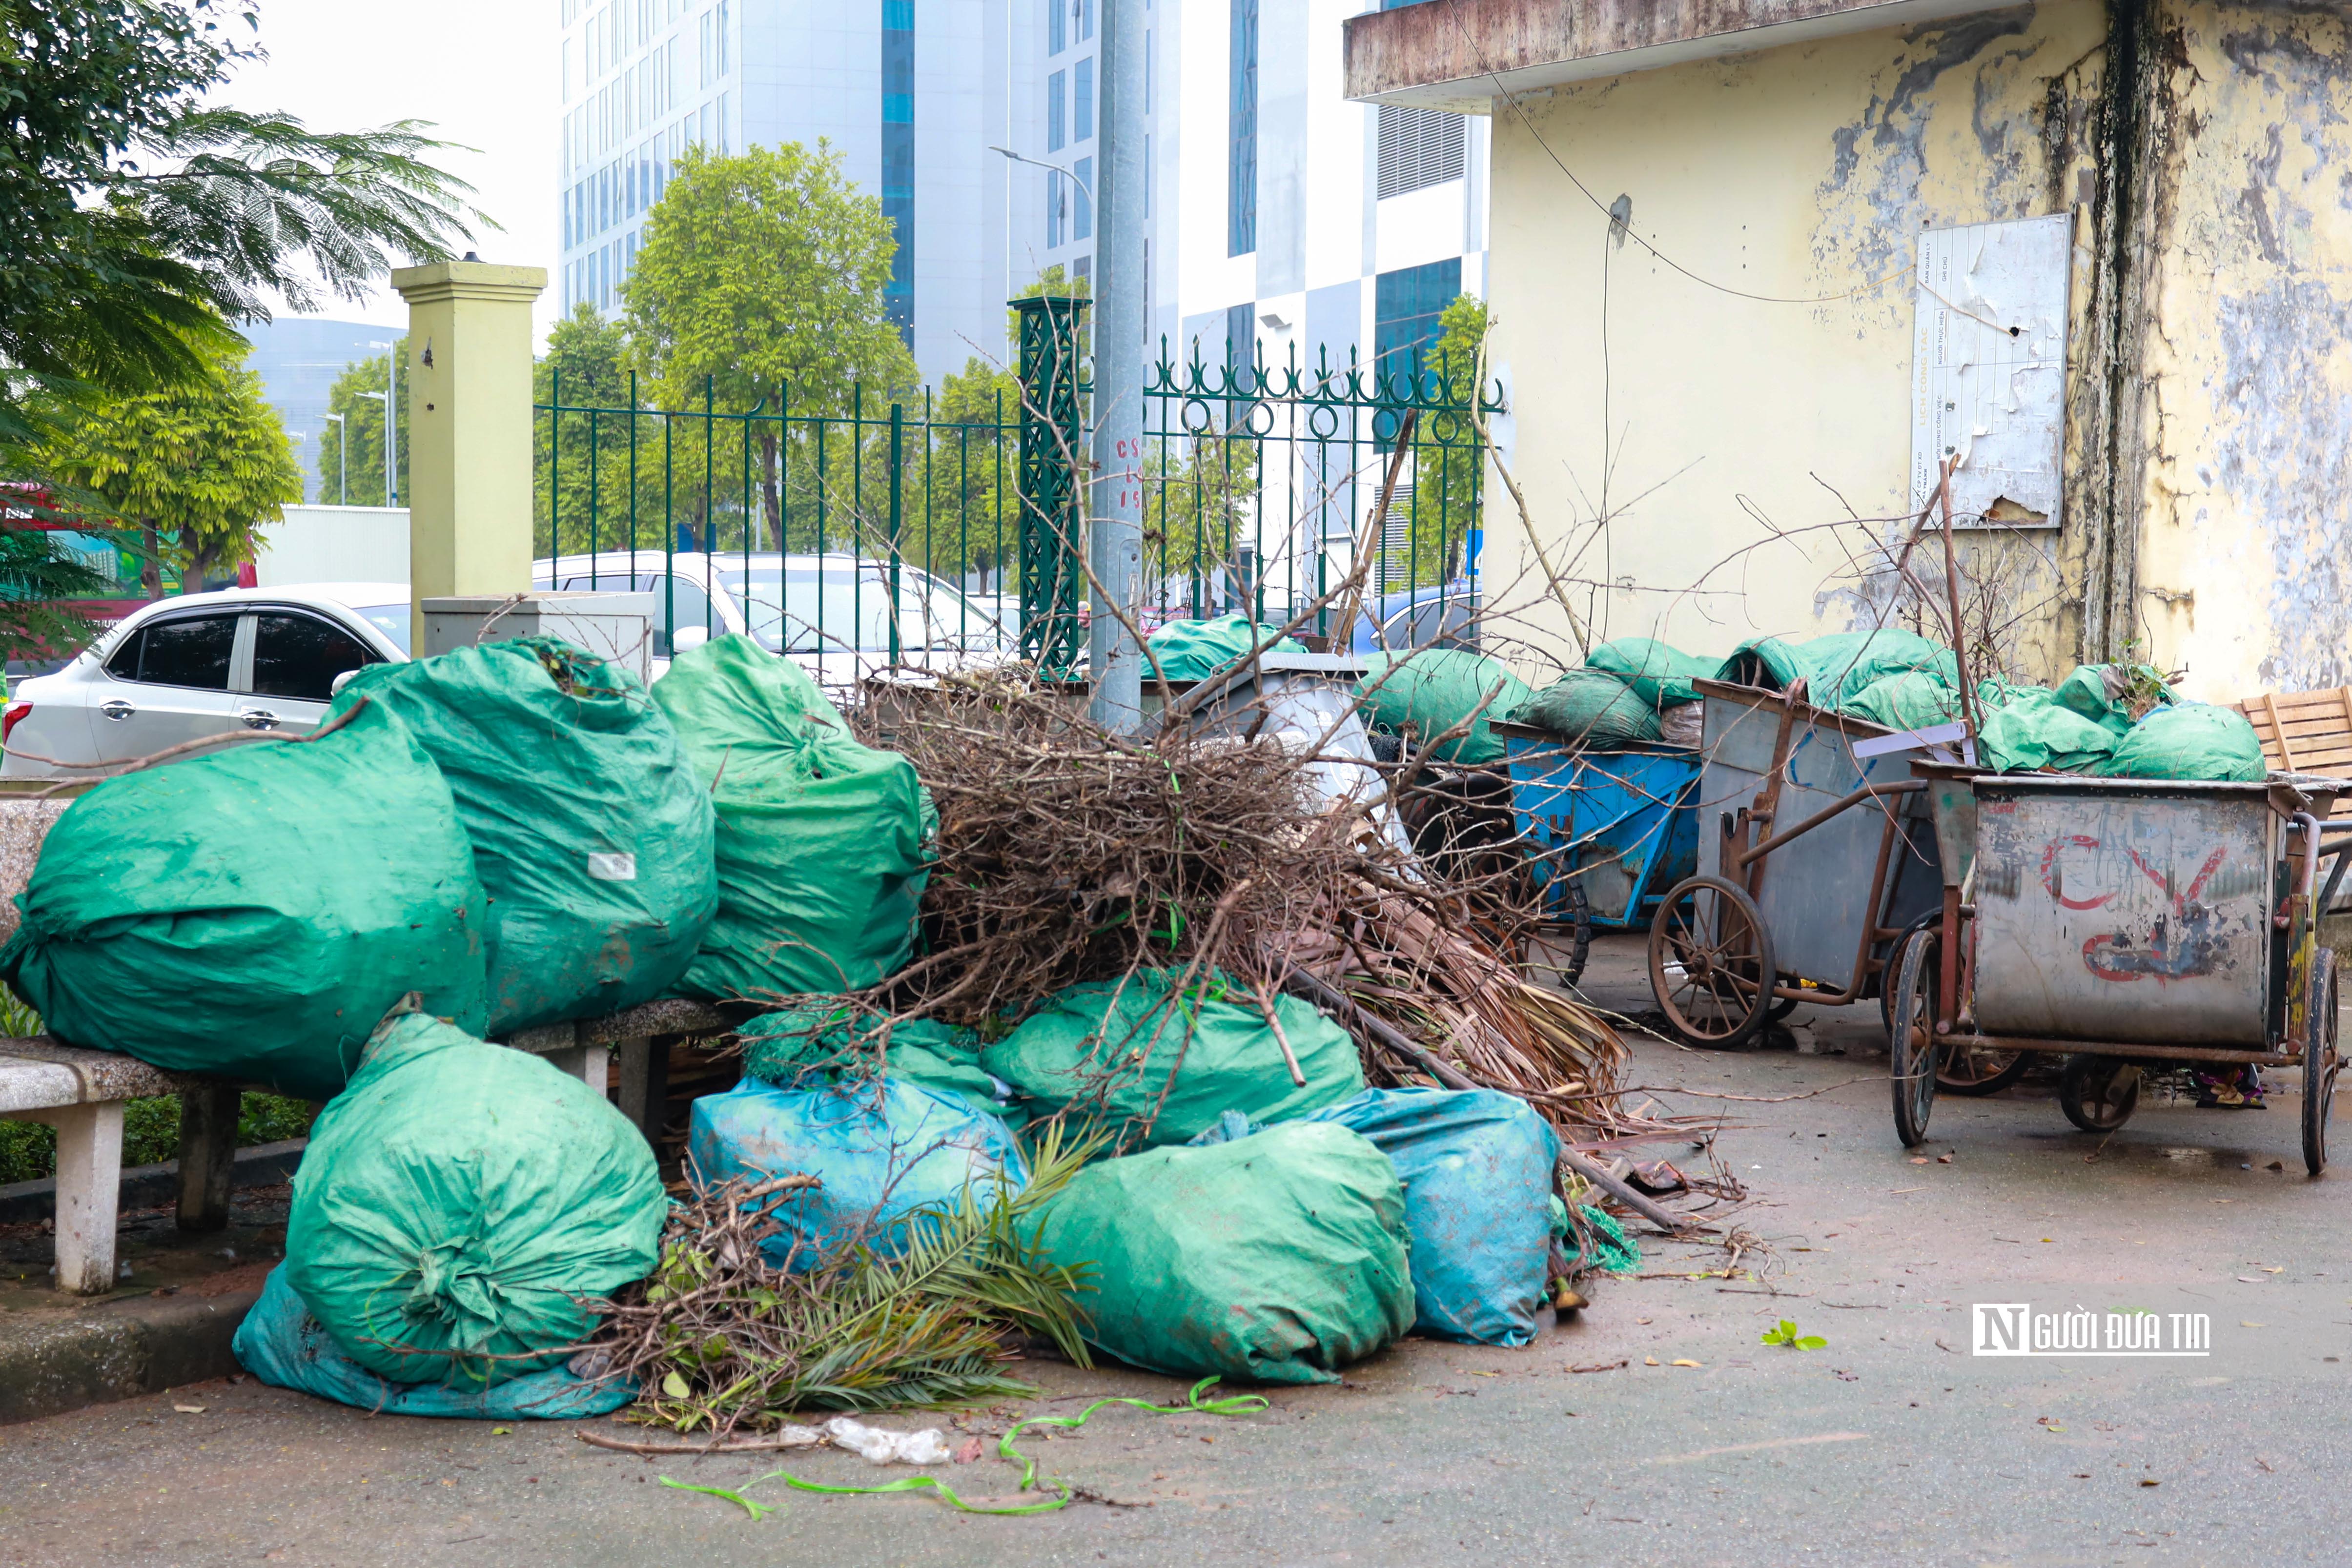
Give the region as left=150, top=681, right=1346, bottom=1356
left=656, top=1475, right=780, bottom=1520
left=712, top=1377, right=1269, bottom=1517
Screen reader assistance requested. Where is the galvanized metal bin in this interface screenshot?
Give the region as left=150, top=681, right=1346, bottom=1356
left=1692, top=679, right=1941, bottom=988
left=1968, top=777, right=2285, bottom=1046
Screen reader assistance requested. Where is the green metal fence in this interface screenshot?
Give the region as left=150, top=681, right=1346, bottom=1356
left=1139, top=331, right=1500, bottom=646
left=531, top=300, right=1498, bottom=676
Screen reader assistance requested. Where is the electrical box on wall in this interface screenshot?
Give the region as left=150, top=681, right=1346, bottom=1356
left=420, top=591, right=657, bottom=683
left=1910, top=212, right=2073, bottom=529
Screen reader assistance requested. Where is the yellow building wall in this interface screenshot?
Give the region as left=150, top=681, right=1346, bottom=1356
left=2129, top=2, right=2352, bottom=699
left=1483, top=0, right=2352, bottom=703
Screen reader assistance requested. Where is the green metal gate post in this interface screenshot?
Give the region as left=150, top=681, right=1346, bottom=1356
left=1013, top=294, right=1087, bottom=677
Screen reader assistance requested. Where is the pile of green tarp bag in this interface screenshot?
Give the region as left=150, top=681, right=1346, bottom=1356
left=1505, top=624, right=2266, bottom=782
left=9, top=616, right=1634, bottom=1411
left=706, top=964, right=1616, bottom=1386
left=0, top=632, right=827, bottom=1419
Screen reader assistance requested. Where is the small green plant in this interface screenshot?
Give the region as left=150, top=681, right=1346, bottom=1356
left=1761, top=1319, right=1827, bottom=1350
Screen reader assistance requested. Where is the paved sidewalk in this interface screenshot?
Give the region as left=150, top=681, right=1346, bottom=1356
left=3, top=937, right=2346, bottom=1567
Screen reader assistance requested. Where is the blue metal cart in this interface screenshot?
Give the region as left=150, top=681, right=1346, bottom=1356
left=1493, top=720, right=1702, bottom=986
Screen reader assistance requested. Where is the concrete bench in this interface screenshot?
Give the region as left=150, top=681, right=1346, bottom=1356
left=0, top=997, right=739, bottom=1297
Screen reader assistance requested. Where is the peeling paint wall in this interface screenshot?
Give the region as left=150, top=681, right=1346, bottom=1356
left=2129, top=1, right=2352, bottom=696
left=1483, top=0, right=2352, bottom=701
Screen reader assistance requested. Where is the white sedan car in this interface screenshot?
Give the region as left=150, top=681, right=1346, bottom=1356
left=534, top=550, right=1013, bottom=687
left=2, top=583, right=409, bottom=777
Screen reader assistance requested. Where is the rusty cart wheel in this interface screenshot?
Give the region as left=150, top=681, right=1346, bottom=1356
left=1876, top=913, right=2024, bottom=1095
left=2059, top=1055, right=2141, bottom=1134
left=1939, top=1041, right=2031, bottom=1098
left=2304, top=949, right=2338, bottom=1177
left=1888, top=927, right=1939, bottom=1147
left=1648, top=875, right=1777, bottom=1051
left=1878, top=911, right=1937, bottom=1037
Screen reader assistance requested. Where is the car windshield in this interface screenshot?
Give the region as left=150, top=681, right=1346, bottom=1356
left=352, top=603, right=410, bottom=655
left=715, top=566, right=995, bottom=654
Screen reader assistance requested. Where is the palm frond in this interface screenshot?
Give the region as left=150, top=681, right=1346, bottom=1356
left=594, top=1122, right=1100, bottom=1434
left=127, top=108, right=489, bottom=317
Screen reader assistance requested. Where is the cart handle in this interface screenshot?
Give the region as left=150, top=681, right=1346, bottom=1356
left=1732, top=778, right=1927, bottom=868
left=2284, top=811, right=2322, bottom=928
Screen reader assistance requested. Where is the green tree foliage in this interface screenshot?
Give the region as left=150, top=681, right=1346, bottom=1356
left=317, top=337, right=408, bottom=509
left=0, top=0, right=479, bottom=444
left=901, top=358, right=1021, bottom=592
left=35, top=338, right=302, bottom=593
left=623, top=143, right=916, bottom=552
left=1373, top=293, right=1488, bottom=591
left=532, top=305, right=654, bottom=558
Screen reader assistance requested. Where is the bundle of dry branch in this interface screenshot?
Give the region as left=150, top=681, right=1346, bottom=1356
left=838, top=665, right=1643, bottom=1144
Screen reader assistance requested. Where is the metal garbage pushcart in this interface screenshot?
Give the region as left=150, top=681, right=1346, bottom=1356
left=1644, top=678, right=1949, bottom=1051
left=1493, top=720, right=1700, bottom=987
left=1887, top=767, right=2352, bottom=1173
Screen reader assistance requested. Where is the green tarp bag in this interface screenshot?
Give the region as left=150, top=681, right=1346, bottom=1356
left=1145, top=614, right=1305, bottom=684
left=1357, top=648, right=1533, bottom=765
left=653, top=635, right=933, bottom=1001
left=1584, top=637, right=1716, bottom=710
left=0, top=700, right=488, bottom=1100
left=2052, top=663, right=2173, bottom=736
left=1978, top=688, right=2122, bottom=774
left=740, top=1006, right=1019, bottom=1125
left=1841, top=669, right=1965, bottom=734
left=1515, top=669, right=1662, bottom=746
left=2099, top=703, right=2267, bottom=783
left=235, top=1264, right=634, bottom=1419
left=982, top=968, right=1363, bottom=1147
left=286, top=1007, right=664, bottom=1388
left=1718, top=630, right=1957, bottom=712
left=1029, top=1121, right=1414, bottom=1385
left=329, top=639, right=716, bottom=1036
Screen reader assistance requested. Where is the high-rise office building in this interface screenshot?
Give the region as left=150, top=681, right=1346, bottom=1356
left=242, top=318, right=401, bottom=504
left=1029, top=0, right=1486, bottom=379
left=557, top=0, right=1042, bottom=384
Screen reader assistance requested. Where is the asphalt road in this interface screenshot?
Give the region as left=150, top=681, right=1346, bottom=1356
left=3, top=937, right=2348, bottom=1567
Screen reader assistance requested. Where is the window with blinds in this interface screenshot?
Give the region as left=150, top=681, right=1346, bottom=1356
left=1376, top=105, right=1465, bottom=200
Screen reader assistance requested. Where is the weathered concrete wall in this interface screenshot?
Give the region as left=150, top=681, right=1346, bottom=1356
left=1479, top=0, right=2352, bottom=700
left=2126, top=0, right=2352, bottom=696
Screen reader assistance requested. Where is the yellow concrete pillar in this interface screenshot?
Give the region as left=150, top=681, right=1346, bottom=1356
left=389, top=261, right=547, bottom=635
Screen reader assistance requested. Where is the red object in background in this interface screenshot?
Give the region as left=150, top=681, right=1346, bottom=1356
left=3, top=702, right=29, bottom=745
left=237, top=561, right=258, bottom=589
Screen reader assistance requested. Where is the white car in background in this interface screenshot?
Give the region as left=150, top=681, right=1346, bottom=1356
left=2, top=583, right=409, bottom=777
left=534, top=550, right=1013, bottom=687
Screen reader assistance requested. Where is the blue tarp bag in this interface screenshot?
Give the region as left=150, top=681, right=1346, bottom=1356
left=233, top=1264, right=633, bottom=1419
left=687, top=1075, right=1027, bottom=1269
left=1196, top=1085, right=1560, bottom=1346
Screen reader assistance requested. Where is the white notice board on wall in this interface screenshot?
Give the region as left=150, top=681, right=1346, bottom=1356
left=1910, top=213, right=2072, bottom=528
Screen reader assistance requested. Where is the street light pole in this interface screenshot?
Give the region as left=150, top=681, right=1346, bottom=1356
left=1086, top=0, right=1146, bottom=731
left=322, top=413, right=347, bottom=506
left=358, top=389, right=389, bottom=509
left=387, top=346, right=398, bottom=508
